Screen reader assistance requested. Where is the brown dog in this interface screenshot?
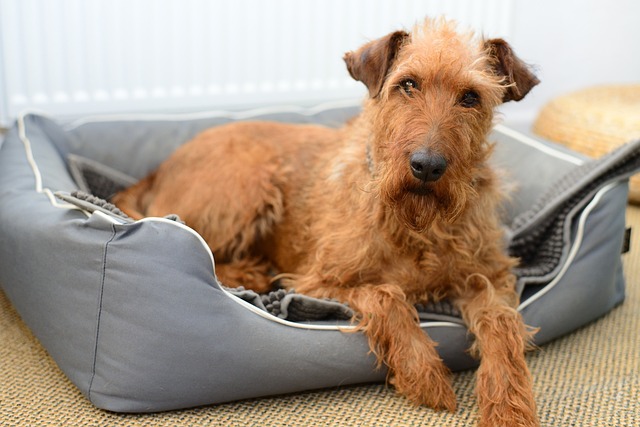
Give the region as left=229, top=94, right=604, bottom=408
left=114, top=18, right=540, bottom=427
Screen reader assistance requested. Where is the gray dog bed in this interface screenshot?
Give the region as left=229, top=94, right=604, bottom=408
left=0, top=103, right=638, bottom=413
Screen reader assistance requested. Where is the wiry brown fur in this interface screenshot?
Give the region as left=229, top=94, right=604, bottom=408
left=113, top=18, right=540, bottom=427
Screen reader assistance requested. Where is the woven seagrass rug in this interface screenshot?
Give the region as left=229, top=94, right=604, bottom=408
left=2, top=206, right=639, bottom=427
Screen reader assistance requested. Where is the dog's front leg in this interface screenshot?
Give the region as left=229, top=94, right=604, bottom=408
left=337, top=284, right=457, bottom=411
left=455, top=275, right=539, bottom=427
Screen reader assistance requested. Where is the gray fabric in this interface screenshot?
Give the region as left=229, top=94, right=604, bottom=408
left=0, top=108, right=634, bottom=413
left=67, top=154, right=137, bottom=200
left=509, top=138, right=640, bottom=287
left=511, top=139, right=640, bottom=234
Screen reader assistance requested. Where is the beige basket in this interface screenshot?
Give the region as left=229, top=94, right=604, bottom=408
left=534, top=85, right=640, bottom=203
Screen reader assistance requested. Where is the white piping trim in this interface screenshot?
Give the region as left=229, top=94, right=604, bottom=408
left=17, top=112, right=86, bottom=211
left=517, top=182, right=617, bottom=311
left=62, top=98, right=363, bottom=131
left=494, top=124, right=585, bottom=166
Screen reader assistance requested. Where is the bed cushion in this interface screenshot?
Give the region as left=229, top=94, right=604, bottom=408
left=0, top=104, right=637, bottom=412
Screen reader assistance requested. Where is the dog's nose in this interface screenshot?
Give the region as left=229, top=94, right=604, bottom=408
left=409, top=151, right=447, bottom=182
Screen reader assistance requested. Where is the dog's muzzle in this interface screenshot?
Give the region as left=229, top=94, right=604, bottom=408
left=409, top=150, right=447, bottom=182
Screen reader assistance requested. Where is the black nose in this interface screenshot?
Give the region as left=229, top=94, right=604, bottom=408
left=409, top=151, right=447, bottom=182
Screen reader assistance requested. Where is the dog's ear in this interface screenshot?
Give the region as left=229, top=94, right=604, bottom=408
left=344, top=30, right=409, bottom=98
left=485, top=38, right=540, bottom=102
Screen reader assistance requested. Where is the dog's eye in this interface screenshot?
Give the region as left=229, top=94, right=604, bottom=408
left=459, top=90, right=480, bottom=108
left=399, top=79, right=418, bottom=95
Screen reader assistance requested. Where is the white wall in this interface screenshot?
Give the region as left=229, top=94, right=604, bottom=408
left=1, top=0, right=638, bottom=128
left=0, top=0, right=515, bottom=126
left=500, top=0, right=640, bottom=127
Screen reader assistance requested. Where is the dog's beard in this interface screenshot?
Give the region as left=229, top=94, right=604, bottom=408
left=380, top=174, right=472, bottom=233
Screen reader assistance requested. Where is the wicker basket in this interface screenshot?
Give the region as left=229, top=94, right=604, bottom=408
left=534, top=85, right=640, bottom=203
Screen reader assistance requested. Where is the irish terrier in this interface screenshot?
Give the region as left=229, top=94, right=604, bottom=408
left=114, top=18, right=540, bottom=427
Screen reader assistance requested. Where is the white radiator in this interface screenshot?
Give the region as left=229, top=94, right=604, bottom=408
left=0, top=0, right=514, bottom=126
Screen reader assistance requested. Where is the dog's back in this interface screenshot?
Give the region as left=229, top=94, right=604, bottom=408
left=113, top=120, right=342, bottom=274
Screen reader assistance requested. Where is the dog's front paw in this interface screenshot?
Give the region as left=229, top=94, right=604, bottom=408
left=476, top=364, right=539, bottom=427
left=391, top=359, right=457, bottom=412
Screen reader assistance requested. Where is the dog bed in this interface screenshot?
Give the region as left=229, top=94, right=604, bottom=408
left=0, top=103, right=638, bottom=413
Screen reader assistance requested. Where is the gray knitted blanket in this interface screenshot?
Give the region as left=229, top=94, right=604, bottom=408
left=58, top=137, right=640, bottom=323
left=508, top=138, right=640, bottom=288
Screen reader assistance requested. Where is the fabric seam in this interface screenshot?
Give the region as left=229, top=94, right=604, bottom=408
left=87, top=222, right=118, bottom=403
left=17, top=112, right=88, bottom=212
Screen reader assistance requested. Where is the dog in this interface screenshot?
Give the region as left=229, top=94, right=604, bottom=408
left=113, top=17, right=540, bottom=427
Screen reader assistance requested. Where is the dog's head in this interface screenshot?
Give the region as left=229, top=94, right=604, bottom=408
left=344, top=18, right=539, bottom=232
